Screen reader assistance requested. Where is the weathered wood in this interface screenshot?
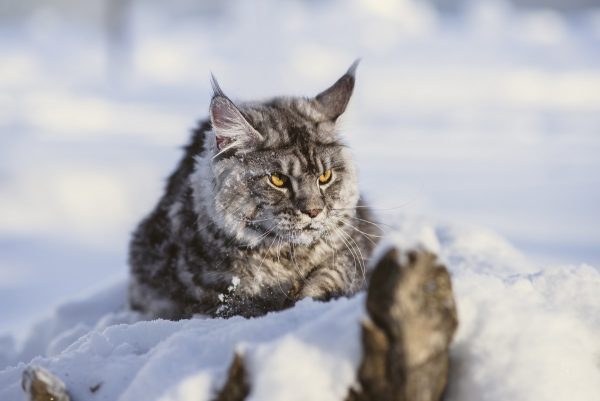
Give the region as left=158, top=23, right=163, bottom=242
left=22, top=366, right=71, bottom=401
left=348, top=249, right=458, bottom=401
left=213, top=353, right=250, bottom=401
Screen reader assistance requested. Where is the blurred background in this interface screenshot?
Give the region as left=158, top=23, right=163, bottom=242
left=1, top=0, right=599, bottom=338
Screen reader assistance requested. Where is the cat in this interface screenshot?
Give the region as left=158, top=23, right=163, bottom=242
left=128, top=61, right=381, bottom=319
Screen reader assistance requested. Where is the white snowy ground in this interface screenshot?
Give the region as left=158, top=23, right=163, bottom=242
left=1, top=216, right=600, bottom=401
left=1, top=0, right=600, bottom=400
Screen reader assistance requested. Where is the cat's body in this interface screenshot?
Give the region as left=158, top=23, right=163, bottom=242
left=129, top=63, right=379, bottom=319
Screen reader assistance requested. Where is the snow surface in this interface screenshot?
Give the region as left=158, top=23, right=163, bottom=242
left=1, top=215, right=599, bottom=401
left=1, top=0, right=600, bottom=399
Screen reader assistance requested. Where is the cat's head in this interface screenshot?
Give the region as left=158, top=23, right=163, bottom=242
left=196, top=61, right=361, bottom=246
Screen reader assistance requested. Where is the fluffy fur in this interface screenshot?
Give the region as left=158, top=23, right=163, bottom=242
left=128, top=62, right=379, bottom=319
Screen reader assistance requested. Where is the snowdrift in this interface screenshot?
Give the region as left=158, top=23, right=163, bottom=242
left=1, top=216, right=599, bottom=401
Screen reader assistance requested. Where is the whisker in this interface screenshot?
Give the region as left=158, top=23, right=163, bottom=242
left=228, top=215, right=277, bottom=224
left=253, top=229, right=280, bottom=286
left=325, top=222, right=352, bottom=288
left=332, top=225, right=363, bottom=288
left=252, top=229, right=274, bottom=246
left=274, top=235, right=290, bottom=299
left=251, top=221, right=280, bottom=245
left=334, top=225, right=367, bottom=285
left=330, top=216, right=383, bottom=247
left=330, top=203, right=411, bottom=212
left=331, top=212, right=393, bottom=232
left=289, top=233, right=309, bottom=286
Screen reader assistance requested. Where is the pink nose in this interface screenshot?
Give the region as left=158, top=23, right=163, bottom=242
left=302, top=209, right=322, bottom=218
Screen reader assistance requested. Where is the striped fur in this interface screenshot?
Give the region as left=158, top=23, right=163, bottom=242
left=129, top=63, right=379, bottom=319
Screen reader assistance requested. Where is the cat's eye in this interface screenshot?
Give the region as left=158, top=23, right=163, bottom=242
left=318, top=169, right=332, bottom=185
left=269, top=172, right=287, bottom=188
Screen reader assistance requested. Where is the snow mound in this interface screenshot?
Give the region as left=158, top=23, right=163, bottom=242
left=1, top=216, right=599, bottom=401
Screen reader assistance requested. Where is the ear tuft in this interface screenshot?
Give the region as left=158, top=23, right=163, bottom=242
left=346, top=58, right=360, bottom=78
left=210, top=72, right=226, bottom=98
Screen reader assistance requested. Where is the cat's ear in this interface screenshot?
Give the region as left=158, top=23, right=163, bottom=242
left=313, top=59, right=359, bottom=122
left=209, top=74, right=262, bottom=152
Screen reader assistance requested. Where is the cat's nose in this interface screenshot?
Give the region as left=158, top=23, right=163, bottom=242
left=302, top=208, right=322, bottom=218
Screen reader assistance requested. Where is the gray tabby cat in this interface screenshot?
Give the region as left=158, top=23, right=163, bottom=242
left=128, top=61, right=380, bottom=319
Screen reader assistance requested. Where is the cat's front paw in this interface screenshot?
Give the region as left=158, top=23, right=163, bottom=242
left=297, top=275, right=349, bottom=302
left=297, top=280, right=328, bottom=300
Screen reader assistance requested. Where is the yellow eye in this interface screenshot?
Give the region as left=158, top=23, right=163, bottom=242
left=269, top=173, right=287, bottom=187
left=318, top=169, right=332, bottom=184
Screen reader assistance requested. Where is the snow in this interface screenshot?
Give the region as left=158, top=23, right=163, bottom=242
left=1, top=216, right=600, bottom=401
left=1, top=0, right=600, bottom=399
